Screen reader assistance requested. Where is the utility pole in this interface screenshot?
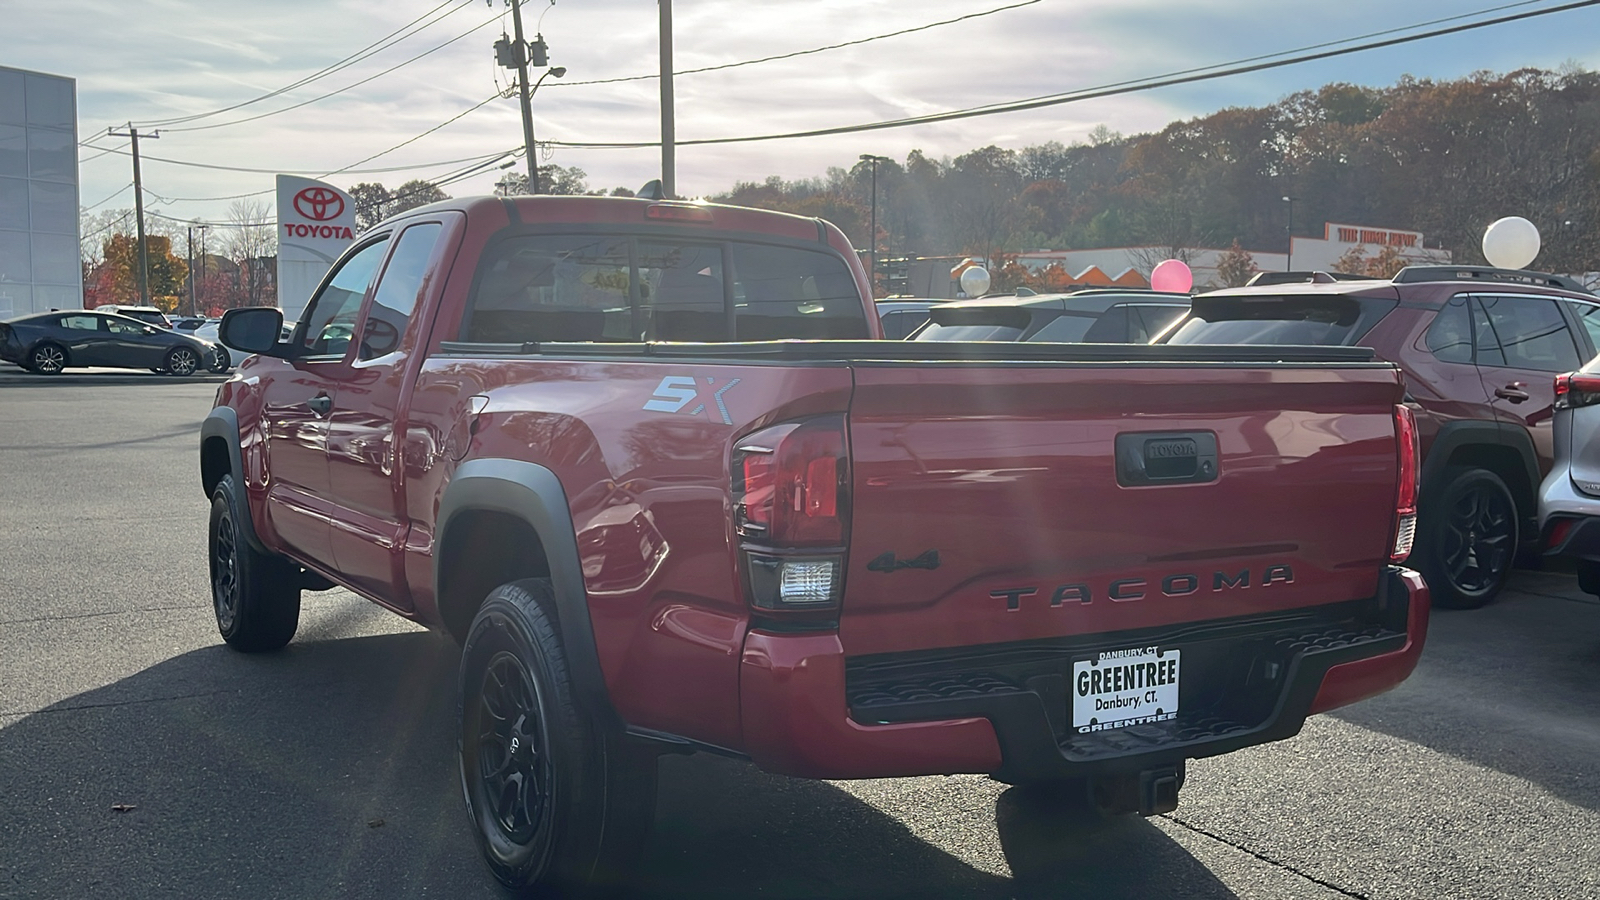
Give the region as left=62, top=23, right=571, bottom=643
left=108, top=124, right=158, bottom=306
left=504, top=0, right=541, bottom=193
left=185, top=223, right=207, bottom=316
left=660, top=0, right=675, bottom=198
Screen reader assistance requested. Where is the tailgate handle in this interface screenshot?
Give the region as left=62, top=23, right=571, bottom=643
left=1115, top=431, right=1218, bottom=487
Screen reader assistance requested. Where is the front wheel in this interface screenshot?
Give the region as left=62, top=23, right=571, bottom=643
left=165, top=346, right=201, bottom=376
left=459, top=579, right=657, bottom=895
left=1416, top=467, right=1518, bottom=609
left=208, top=475, right=300, bottom=651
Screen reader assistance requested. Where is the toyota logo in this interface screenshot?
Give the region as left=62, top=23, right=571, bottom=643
left=293, top=187, right=345, bottom=222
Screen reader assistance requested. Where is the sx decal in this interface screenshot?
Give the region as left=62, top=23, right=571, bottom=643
left=643, top=375, right=742, bottom=425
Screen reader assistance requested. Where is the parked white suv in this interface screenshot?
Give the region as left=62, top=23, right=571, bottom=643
left=1538, top=359, right=1600, bottom=597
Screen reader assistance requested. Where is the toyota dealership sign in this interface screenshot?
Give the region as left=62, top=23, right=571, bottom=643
left=276, top=175, right=357, bottom=320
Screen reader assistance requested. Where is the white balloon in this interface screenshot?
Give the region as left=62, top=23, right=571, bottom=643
left=1482, top=216, right=1541, bottom=270
left=959, top=266, right=991, bottom=297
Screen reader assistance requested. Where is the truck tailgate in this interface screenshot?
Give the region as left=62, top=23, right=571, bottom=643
left=840, top=360, right=1404, bottom=657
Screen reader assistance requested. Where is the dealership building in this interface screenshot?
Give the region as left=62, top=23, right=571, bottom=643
left=0, top=65, right=81, bottom=318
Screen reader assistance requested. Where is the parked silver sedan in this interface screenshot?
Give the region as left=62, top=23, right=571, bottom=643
left=1537, top=361, right=1600, bottom=597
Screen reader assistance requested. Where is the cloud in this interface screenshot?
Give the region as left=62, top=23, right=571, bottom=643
left=6, top=0, right=1599, bottom=220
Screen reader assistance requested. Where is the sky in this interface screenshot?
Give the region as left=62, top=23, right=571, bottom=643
left=6, top=0, right=1600, bottom=228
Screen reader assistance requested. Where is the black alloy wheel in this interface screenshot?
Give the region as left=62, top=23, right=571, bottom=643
left=459, top=579, right=657, bottom=894
left=28, top=343, right=65, bottom=374
left=473, top=651, right=554, bottom=847
left=166, top=346, right=200, bottom=376
left=1420, top=467, right=1518, bottom=609
left=207, top=474, right=300, bottom=651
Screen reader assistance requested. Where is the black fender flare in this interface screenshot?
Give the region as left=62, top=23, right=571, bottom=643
left=1420, top=419, right=1540, bottom=516
left=436, top=458, right=611, bottom=720
left=200, top=407, right=268, bottom=553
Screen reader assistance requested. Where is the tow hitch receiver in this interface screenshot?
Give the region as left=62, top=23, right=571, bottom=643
left=1139, top=765, right=1182, bottom=816
left=1090, top=762, right=1185, bottom=817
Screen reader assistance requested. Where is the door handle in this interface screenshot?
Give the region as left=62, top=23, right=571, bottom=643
left=1494, top=383, right=1530, bottom=403
left=306, top=394, right=333, bottom=416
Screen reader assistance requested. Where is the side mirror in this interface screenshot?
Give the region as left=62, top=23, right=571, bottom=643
left=219, top=307, right=289, bottom=356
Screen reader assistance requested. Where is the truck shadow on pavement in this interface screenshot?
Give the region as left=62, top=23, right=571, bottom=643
left=1329, top=570, right=1600, bottom=813
left=0, top=628, right=1240, bottom=900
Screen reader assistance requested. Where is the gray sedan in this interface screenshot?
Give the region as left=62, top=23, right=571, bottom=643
left=0, top=310, right=220, bottom=376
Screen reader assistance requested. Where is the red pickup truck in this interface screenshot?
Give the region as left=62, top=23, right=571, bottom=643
left=203, top=195, right=1429, bottom=894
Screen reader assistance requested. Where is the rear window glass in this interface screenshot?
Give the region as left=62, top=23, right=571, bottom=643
left=1023, top=312, right=1096, bottom=343
left=914, top=323, right=1025, bottom=341
left=463, top=234, right=868, bottom=344
left=1165, top=296, right=1385, bottom=346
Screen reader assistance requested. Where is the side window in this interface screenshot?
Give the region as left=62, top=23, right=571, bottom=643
left=466, top=235, right=632, bottom=343
left=1083, top=305, right=1130, bottom=343
left=299, top=237, right=389, bottom=356
left=1475, top=295, right=1581, bottom=372
left=105, top=318, right=146, bottom=335
left=1565, top=299, right=1600, bottom=359
left=1026, top=312, right=1095, bottom=343
left=360, top=223, right=441, bottom=359
left=879, top=310, right=910, bottom=340
left=58, top=314, right=100, bottom=331
left=639, top=241, right=726, bottom=341
left=1136, top=306, right=1185, bottom=342
left=1426, top=295, right=1473, bottom=364
left=729, top=243, right=868, bottom=341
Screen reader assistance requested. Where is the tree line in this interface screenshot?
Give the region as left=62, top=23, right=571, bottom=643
left=710, top=67, right=1600, bottom=284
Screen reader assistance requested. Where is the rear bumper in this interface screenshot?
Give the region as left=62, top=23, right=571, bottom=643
left=739, top=566, right=1428, bottom=781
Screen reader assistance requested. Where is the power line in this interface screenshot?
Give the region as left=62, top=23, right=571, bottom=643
left=83, top=183, right=134, bottom=210
left=158, top=7, right=505, bottom=134
left=133, top=0, right=473, bottom=128
left=322, top=92, right=504, bottom=175
left=81, top=210, right=134, bottom=242
left=545, top=0, right=1600, bottom=149
left=76, top=144, right=509, bottom=175
left=557, top=0, right=1044, bottom=88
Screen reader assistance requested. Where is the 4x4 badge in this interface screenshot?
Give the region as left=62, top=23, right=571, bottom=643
left=867, top=550, right=940, bottom=573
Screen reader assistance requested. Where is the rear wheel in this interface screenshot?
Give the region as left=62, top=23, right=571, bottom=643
left=165, top=346, right=200, bottom=376
left=208, top=474, right=300, bottom=651
left=208, top=346, right=231, bottom=373
left=459, top=578, right=657, bottom=895
left=1417, top=467, right=1517, bottom=609
left=28, top=342, right=65, bottom=374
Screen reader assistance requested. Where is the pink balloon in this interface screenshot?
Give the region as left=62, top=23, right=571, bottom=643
left=1150, top=259, right=1193, bottom=293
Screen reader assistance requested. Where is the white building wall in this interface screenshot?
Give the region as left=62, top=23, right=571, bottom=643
left=0, top=65, right=81, bottom=317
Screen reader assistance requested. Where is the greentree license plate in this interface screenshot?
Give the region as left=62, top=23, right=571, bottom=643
left=1071, top=646, right=1180, bottom=733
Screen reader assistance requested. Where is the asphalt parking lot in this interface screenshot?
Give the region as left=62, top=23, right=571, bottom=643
left=2, top=377, right=1597, bottom=899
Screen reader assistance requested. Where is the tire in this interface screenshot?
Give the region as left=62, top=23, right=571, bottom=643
left=1416, top=467, right=1518, bottom=609
left=165, top=346, right=201, bottom=377
left=27, top=342, right=66, bottom=374
left=208, top=346, right=231, bottom=373
left=208, top=474, right=301, bottom=651
left=459, top=579, right=657, bottom=895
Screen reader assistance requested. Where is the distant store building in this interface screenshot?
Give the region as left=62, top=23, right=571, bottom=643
left=0, top=65, right=81, bottom=317
left=1015, top=223, right=1451, bottom=289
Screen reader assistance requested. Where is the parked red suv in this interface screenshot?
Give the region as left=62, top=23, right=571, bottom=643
left=1159, top=265, right=1600, bottom=609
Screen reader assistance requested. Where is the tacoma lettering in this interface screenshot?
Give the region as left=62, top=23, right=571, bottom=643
left=995, top=565, right=1294, bottom=610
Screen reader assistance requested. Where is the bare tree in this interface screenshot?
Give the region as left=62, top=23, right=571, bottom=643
left=224, top=200, right=278, bottom=308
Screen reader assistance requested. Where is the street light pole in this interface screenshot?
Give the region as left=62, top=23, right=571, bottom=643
left=1282, top=195, right=1296, bottom=271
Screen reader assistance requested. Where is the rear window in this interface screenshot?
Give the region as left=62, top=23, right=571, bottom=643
left=912, top=305, right=1030, bottom=342
left=1164, top=295, right=1395, bottom=346
left=463, top=233, right=868, bottom=344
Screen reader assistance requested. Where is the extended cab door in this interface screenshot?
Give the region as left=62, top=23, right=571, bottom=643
left=260, top=235, right=390, bottom=569
left=323, top=217, right=457, bottom=607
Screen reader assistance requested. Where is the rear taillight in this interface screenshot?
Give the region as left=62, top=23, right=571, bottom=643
left=1553, top=372, right=1600, bottom=410
left=1391, top=404, right=1419, bottom=563
left=733, top=415, right=849, bottom=615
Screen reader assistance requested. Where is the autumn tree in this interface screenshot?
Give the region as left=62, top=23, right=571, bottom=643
left=493, top=164, right=589, bottom=196
left=1215, top=239, right=1259, bottom=287
left=94, top=233, right=188, bottom=309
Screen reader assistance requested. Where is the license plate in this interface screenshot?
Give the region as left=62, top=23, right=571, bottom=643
left=1071, top=646, right=1180, bottom=733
